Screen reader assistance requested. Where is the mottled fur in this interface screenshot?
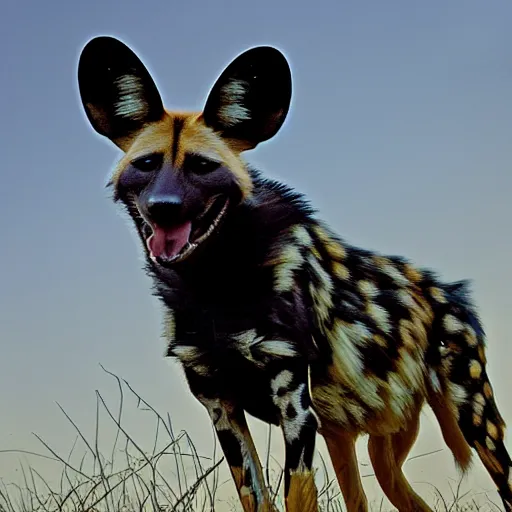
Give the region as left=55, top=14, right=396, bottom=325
left=78, top=37, right=511, bottom=512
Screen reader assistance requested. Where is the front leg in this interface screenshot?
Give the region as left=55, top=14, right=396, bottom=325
left=271, top=364, right=319, bottom=512
left=196, top=394, right=276, bottom=512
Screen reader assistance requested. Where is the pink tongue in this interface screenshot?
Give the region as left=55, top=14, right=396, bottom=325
left=147, top=221, right=192, bottom=259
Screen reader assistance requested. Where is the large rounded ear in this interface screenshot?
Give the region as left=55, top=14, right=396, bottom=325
left=78, top=36, right=165, bottom=149
left=202, top=46, right=292, bottom=150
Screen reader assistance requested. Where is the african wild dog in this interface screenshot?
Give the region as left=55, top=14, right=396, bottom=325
left=77, top=36, right=511, bottom=512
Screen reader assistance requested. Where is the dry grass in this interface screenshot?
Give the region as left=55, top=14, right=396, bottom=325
left=0, top=366, right=502, bottom=512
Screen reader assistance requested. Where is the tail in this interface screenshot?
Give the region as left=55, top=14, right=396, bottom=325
left=426, top=280, right=511, bottom=511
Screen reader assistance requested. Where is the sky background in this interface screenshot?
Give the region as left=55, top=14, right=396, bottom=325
left=1, top=0, right=512, bottom=509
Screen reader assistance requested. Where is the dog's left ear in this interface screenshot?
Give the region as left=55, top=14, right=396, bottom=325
left=78, top=36, right=165, bottom=150
left=202, top=46, right=292, bottom=151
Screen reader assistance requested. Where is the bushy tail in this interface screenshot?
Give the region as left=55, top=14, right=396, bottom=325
left=427, top=281, right=511, bottom=511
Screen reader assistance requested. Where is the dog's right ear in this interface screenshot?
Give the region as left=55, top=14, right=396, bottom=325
left=78, top=36, right=165, bottom=150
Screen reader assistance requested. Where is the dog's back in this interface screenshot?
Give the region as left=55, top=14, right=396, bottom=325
left=269, top=217, right=511, bottom=507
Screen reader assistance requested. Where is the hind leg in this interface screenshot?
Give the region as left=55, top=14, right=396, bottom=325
left=368, top=414, right=432, bottom=512
left=392, top=411, right=421, bottom=468
left=321, top=422, right=368, bottom=512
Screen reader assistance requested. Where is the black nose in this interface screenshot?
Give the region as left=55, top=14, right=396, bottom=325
left=146, top=194, right=183, bottom=226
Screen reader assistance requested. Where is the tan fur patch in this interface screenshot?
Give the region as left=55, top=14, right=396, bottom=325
left=402, top=263, right=423, bottom=283
left=475, top=441, right=504, bottom=475
left=332, top=261, right=350, bottom=280
left=286, top=469, right=318, bottom=512
left=324, top=240, right=346, bottom=260
left=465, top=325, right=479, bottom=347
left=478, top=344, right=487, bottom=363
left=470, top=360, right=482, bottom=379
left=429, top=391, right=473, bottom=472
left=429, top=286, right=448, bottom=303
left=487, top=420, right=499, bottom=440
left=111, top=111, right=254, bottom=199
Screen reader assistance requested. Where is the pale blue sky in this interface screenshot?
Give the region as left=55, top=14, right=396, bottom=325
left=1, top=0, right=511, bottom=508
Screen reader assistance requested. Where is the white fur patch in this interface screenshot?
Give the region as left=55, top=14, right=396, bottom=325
left=367, top=302, right=392, bottom=334
left=273, top=382, right=309, bottom=443
left=171, top=345, right=201, bottom=363
left=429, top=369, right=442, bottom=394
left=169, top=344, right=209, bottom=376
left=258, top=340, right=299, bottom=359
left=381, top=263, right=409, bottom=286
left=443, top=314, right=464, bottom=334
left=274, top=243, right=303, bottom=292
left=473, top=393, right=485, bottom=416
left=308, top=254, right=334, bottom=323
left=357, top=280, right=379, bottom=298
left=232, top=330, right=299, bottom=361
left=218, top=80, right=251, bottom=127
left=447, top=382, right=468, bottom=409
left=292, top=225, right=314, bottom=247
left=232, top=329, right=262, bottom=364
left=388, top=372, right=414, bottom=418
left=114, top=75, right=148, bottom=120
left=328, top=320, right=383, bottom=410
left=398, top=351, right=424, bottom=391
left=271, top=370, right=294, bottom=394
left=397, top=289, right=416, bottom=309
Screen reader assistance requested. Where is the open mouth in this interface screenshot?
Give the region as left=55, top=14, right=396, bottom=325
left=144, top=195, right=229, bottom=266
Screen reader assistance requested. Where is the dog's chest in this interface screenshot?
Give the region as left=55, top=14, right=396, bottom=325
left=165, top=300, right=298, bottom=424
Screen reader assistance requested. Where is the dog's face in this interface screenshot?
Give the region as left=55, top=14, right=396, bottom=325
left=77, top=37, right=292, bottom=267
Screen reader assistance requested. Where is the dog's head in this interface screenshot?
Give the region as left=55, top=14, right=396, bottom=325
left=77, top=36, right=292, bottom=267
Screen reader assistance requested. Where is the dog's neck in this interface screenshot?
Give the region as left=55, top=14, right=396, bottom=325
left=146, top=173, right=315, bottom=308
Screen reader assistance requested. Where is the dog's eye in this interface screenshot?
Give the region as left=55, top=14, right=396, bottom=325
left=185, top=154, right=221, bottom=175
left=131, top=153, right=163, bottom=172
